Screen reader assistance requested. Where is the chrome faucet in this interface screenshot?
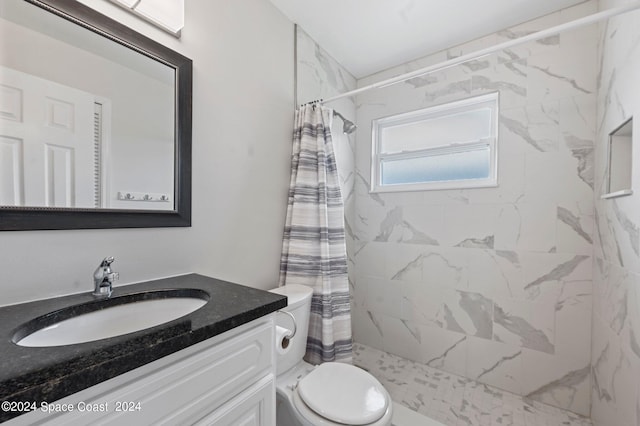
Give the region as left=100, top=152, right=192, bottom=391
left=93, top=256, right=119, bottom=297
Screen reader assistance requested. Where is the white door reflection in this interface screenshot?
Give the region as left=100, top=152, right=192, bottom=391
left=0, top=66, right=103, bottom=208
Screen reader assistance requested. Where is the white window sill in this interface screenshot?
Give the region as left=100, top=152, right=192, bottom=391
left=371, top=179, right=498, bottom=193
left=601, top=189, right=633, bottom=199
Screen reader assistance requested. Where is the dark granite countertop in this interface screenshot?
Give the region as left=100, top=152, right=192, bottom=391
left=0, top=273, right=287, bottom=422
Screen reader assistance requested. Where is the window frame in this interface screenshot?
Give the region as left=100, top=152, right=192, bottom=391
left=370, top=92, right=499, bottom=193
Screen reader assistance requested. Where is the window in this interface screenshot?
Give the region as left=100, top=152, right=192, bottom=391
left=371, top=92, right=499, bottom=192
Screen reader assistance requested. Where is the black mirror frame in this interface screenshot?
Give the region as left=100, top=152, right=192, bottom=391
left=1, top=0, right=192, bottom=231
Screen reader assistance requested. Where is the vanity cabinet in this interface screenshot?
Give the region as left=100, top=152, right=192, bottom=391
left=6, top=316, right=276, bottom=426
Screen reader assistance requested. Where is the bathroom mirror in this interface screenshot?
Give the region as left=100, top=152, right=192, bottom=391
left=0, top=0, right=192, bottom=230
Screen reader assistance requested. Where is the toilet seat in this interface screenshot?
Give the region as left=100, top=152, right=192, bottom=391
left=293, top=363, right=390, bottom=425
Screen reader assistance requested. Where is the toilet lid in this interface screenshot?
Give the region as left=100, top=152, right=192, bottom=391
left=297, top=363, right=388, bottom=425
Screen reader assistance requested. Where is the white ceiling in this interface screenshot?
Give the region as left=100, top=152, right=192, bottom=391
left=269, top=0, right=588, bottom=78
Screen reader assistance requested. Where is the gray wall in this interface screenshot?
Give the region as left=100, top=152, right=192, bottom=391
left=1, top=0, right=294, bottom=305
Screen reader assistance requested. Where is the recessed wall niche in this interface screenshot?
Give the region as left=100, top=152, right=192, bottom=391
left=602, top=117, right=633, bottom=199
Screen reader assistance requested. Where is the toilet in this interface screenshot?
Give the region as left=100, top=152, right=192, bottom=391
left=269, top=284, right=393, bottom=426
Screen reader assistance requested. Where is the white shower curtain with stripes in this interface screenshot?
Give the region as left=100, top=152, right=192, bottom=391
left=279, top=103, right=353, bottom=365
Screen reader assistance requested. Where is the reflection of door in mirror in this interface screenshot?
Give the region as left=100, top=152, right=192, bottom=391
left=1, top=66, right=108, bottom=208
left=1, top=0, right=177, bottom=213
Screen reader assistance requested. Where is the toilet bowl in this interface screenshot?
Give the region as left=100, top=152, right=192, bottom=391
left=269, top=284, right=392, bottom=426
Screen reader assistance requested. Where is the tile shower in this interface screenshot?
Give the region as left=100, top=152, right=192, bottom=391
left=296, top=0, right=640, bottom=424
left=352, top=1, right=596, bottom=417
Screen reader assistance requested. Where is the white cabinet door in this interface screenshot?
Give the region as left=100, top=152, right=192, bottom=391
left=194, top=376, right=275, bottom=426
left=0, top=66, right=97, bottom=208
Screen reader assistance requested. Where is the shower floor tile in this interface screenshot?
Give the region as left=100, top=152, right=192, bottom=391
left=353, top=343, right=593, bottom=426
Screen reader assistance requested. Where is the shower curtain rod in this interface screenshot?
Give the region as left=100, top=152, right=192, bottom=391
left=321, top=1, right=640, bottom=104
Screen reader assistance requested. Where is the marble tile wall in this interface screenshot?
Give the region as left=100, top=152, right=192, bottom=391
left=591, top=2, right=640, bottom=425
left=351, top=1, right=598, bottom=416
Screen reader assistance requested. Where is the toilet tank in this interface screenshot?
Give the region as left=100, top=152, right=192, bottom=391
left=269, top=284, right=313, bottom=375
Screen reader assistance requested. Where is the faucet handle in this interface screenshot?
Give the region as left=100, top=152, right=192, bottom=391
left=100, top=256, right=115, bottom=267
left=93, top=258, right=118, bottom=298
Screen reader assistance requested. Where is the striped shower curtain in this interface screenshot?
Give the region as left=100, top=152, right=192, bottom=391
left=279, top=104, right=353, bottom=365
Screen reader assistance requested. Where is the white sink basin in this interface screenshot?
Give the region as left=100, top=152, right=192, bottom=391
left=15, top=292, right=208, bottom=347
